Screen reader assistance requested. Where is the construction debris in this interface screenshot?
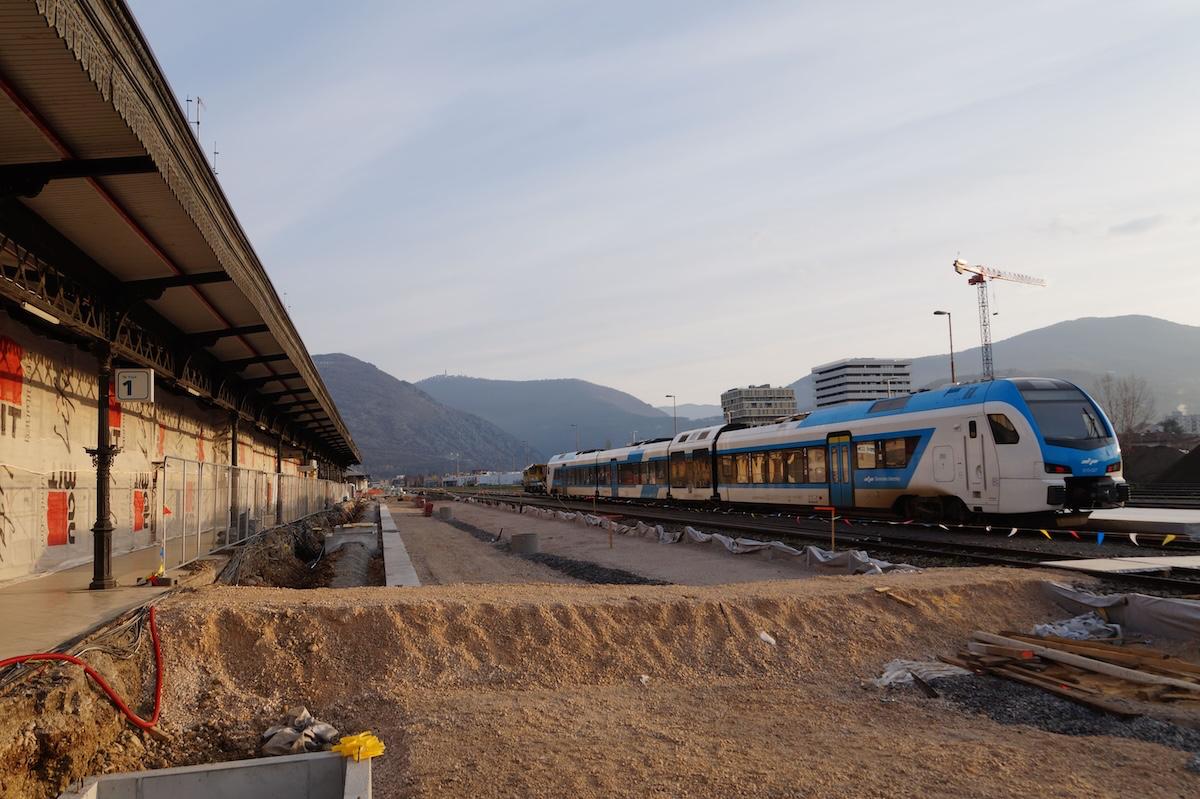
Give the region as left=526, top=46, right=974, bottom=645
left=943, top=629, right=1200, bottom=717
left=1032, top=611, right=1121, bottom=640
left=260, top=706, right=340, bottom=756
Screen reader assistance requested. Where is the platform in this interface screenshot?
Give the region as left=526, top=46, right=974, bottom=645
left=1086, top=507, right=1200, bottom=541
left=1040, top=555, right=1200, bottom=574
left=0, top=546, right=220, bottom=658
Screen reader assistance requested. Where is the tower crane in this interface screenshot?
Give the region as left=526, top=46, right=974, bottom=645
left=952, top=259, right=1046, bottom=381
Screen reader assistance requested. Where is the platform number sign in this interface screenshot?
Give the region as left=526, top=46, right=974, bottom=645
left=115, top=368, right=155, bottom=403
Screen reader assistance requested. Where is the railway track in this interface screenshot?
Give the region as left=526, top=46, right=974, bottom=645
left=433, top=489, right=1200, bottom=595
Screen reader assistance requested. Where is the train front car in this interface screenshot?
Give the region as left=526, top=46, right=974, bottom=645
left=998, top=378, right=1128, bottom=513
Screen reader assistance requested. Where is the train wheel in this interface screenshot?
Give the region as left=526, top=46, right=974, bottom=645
left=940, top=497, right=969, bottom=526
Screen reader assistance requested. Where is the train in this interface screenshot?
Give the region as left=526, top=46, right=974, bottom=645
left=545, top=377, right=1128, bottom=522
left=522, top=463, right=547, bottom=494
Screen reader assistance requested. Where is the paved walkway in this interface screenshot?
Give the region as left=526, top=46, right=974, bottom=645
left=0, top=546, right=199, bottom=657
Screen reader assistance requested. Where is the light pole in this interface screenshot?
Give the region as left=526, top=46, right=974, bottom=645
left=664, top=394, right=677, bottom=437
left=570, top=424, right=579, bottom=451
left=933, top=310, right=956, bottom=384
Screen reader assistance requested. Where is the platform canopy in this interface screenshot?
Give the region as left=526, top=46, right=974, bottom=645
left=0, top=0, right=359, bottom=465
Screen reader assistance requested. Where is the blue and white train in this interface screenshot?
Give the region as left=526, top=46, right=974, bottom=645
left=546, top=378, right=1128, bottom=521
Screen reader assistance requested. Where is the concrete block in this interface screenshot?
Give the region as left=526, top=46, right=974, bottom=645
left=510, top=532, right=539, bottom=554
left=437, top=507, right=452, bottom=520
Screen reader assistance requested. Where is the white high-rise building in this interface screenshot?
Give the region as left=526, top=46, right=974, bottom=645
left=812, top=359, right=912, bottom=408
left=720, top=385, right=798, bottom=426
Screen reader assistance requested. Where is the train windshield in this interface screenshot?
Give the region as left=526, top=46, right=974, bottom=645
left=1017, top=381, right=1114, bottom=450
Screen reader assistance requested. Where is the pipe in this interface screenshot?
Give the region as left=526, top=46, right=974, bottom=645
left=0, top=606, right=163, bottom=731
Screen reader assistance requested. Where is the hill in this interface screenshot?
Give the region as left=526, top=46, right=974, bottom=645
left=657, top=403, right=723, bottom=420
left=313, top=354, right=541, bottom=476
left=416, top=375, right=687, bottom=457
left=789, top=315, right=1200, bottom=416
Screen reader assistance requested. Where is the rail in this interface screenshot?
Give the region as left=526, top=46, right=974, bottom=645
left=1127, top=483, right=1200, bottom=509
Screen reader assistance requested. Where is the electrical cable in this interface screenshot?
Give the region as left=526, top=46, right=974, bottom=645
left=0, top=606, right=163, bottom=731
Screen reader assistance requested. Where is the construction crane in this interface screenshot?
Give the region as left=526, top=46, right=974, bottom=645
left=952, top=259, right=1046, bottom=381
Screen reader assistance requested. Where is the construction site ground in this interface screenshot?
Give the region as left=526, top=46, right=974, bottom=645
left=2, top=502, right=1197, bottom=798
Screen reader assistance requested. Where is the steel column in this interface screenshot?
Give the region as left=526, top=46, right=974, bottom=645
left=87, top=342, right=118, bottom=589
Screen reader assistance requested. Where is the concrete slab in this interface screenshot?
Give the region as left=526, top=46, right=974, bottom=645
left=0, top=546, right=220, bottom=658
left=1087, top=507, right=1200, bottom=540
left=58, top=750, right=370, bottom=799
left=380, top=506, right=420, bottom=587
left=1040, top=555, right=1200, bottom=574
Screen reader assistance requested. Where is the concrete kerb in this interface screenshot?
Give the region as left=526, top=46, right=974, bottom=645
left=380, top=505, right=420, bottom=587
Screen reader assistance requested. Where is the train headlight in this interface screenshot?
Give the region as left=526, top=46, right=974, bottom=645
left=1044, top=463, right=1071, bottom=475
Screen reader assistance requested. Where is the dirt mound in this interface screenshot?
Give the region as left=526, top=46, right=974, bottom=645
left=1123, top=445, right=1188, bottom=483
left=155, top=569, right=1059, bottom=713
left=1157, top=444, right=1200, bottom=483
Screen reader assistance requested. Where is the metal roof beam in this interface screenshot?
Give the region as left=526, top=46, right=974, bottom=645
left=0, top=156, right=156, bottom=199
left=186, top=323, right=270, bottom=347
left=244, top=372, right=302, bottom=388
left=125, top=271, right=232, bottom=301
left=225, top=352, right=289, bottom=371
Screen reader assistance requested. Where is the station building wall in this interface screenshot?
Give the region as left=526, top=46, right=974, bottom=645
left=0, top=309, right=304, bottom=582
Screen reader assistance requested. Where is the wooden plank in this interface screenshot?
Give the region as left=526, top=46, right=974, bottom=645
left=987, top=666, right=1139, bottom=717
left=967, top=641, right=1038, bottom=660
left=972, top=632, right=1200, bottom=693
left=1002, top=633, right=1200, bottom=677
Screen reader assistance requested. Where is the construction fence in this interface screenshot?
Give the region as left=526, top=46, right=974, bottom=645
left=158, top=456, right=352, bottom=572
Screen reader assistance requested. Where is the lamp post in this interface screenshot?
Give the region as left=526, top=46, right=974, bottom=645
left=570, top=424, right=579, bottom=451
left=664, top=394, right=677, bottom=437
left=933, top=310, right=956, bottom=384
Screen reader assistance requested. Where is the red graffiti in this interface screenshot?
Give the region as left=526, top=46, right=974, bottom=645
left=133, top=490, right=146, bottom=532
left=0, top=336, right=22, bottom=405
left=156, top=424, right=165, bottom=458
left=47, top=492, right=69, bottom=546
left=107, top=382, right=121, bottom=429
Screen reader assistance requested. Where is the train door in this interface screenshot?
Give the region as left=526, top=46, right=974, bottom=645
left=610, top=458, right=619, bottom=498
left=826, top=433, right=854, bottom=508
left=964, top=418, right=986, bottom=503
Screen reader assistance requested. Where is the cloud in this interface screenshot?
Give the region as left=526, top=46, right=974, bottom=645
left=1108, top=214, right=1168, bottom=236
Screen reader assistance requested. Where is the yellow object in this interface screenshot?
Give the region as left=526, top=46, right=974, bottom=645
left=1039, top=529, right=1051, bottom=540
left=1163, top=534, right=1177, bottom=547
left=333, top=732, right=385, bottom=761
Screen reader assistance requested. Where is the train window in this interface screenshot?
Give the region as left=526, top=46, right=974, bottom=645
left=735, top=453, right=750, bottom=484
left=718, top=454, right=735, bottom=484
left=656, top=459, right=669, bottom=484
left=856, top=442, right=880, bottom=469
left=750, top=452, right=768, bottom=484
left=697, top=431, right=709, bottom=441
left=693, top=449, right=711, bottom=488
left=807, top=448, right=827, bottom=483
left=670, top=451, right=688, bottom=487
left=768, top=450, right=786, bottom=483
left=969, top=420, right=978, bottom=439
left=619, top=463, right=638, bottom=485
left=869, top=396, right=910, bottom=413
left=883, top=439, right=906, bottom=468
left=677, top=433, right=689, bottom=442
left=988, top=414, right=1020, bottom=444
left=785, top=449, right=807, bottom=483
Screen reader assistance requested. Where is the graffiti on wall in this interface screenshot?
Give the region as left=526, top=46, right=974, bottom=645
left=0, top=336, right=23, bottom=441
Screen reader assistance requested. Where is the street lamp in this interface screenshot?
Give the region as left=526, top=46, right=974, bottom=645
left=664, top=394, right=677, bottom=437
left=933, top=311, right=957, bottom=384
left=570, top=424, right=580, bottom=451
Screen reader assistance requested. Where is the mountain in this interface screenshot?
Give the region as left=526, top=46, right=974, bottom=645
left=657, top=403, right=723, bottom=420
left=313, top=354, right=541, bottom=476
left=788, top=315, right=1200, bottom=416
left=416, top=375, right=688, bottom=457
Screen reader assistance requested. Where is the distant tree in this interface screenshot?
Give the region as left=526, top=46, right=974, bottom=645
left=1161, top=416, right=1184, bottom=436
left=1093, top=374, right=1155, bottom=435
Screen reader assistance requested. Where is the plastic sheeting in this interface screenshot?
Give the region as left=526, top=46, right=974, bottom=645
left=873, top=659, right=970, bottom=687
left=1041, top=581, right=1200, bottom=641
left=1032, top=612, right=1121, bottom=640
left=502, top=501, right=919, bottom=574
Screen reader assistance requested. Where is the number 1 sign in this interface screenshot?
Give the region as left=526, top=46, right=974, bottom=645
left=114, top=368, right=154, bottom=402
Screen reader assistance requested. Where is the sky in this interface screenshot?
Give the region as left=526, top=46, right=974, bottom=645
left=128, top=0, right=1200, bottom=407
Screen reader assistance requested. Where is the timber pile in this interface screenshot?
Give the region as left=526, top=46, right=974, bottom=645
left=942, top=631, right=1200, bottom=717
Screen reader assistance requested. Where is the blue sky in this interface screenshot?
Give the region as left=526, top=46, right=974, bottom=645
left=129, top=1, right=1200, bottom=406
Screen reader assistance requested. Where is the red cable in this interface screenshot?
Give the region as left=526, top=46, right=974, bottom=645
left=0, top=606, right=163, bottom=730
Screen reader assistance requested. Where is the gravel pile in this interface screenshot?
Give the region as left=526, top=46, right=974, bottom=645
left=932, top=673, right=1200, bottom=752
